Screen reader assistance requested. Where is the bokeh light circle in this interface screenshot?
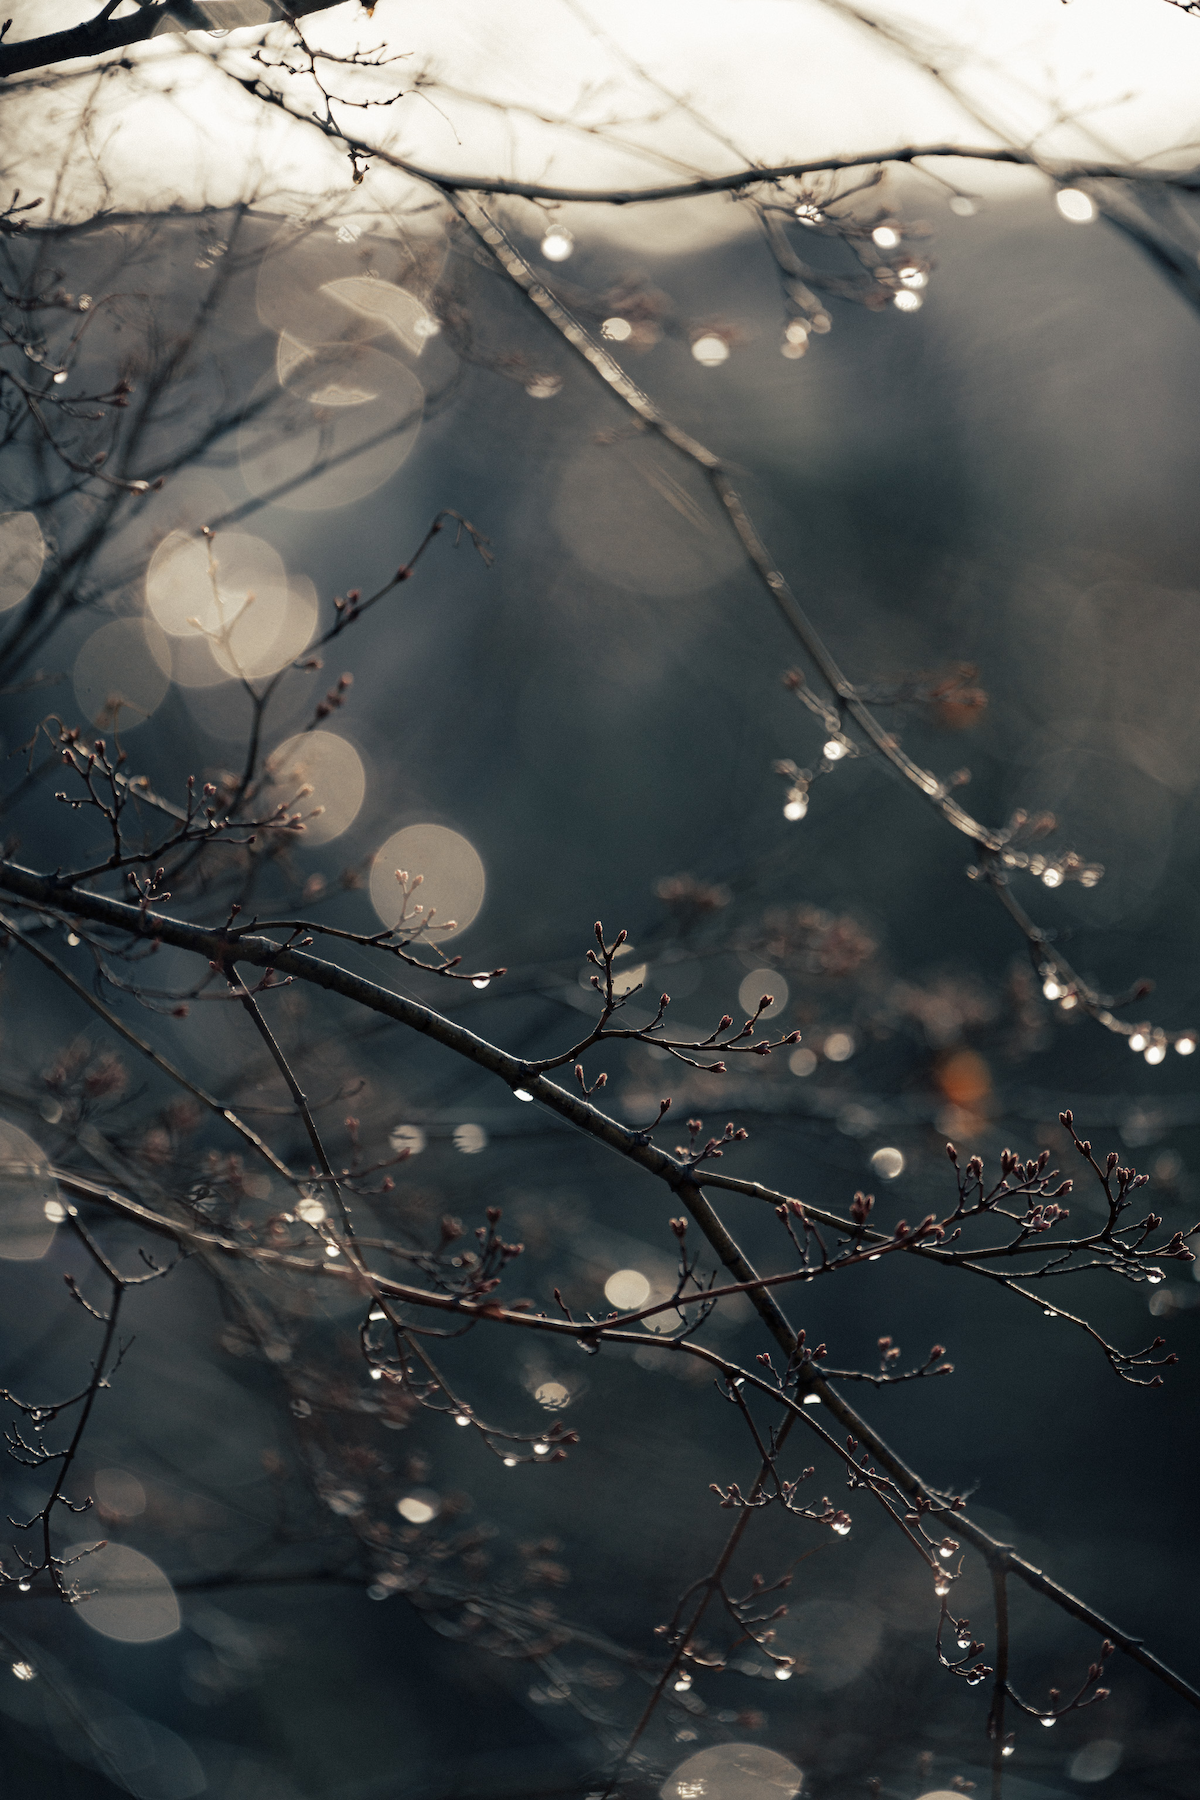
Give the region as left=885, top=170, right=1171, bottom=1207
left=66, top=1542, right=180, bottom=1642
left=263, top=732, right=365, bottom=845
left=0, top=1120, right=59, bottom=1261
left=737, top=969, right=787, bottom=1020
left=604, top=1269, right=650, bottom=1310
left=238, top=345, right=423, bottom=512
left=661, top=1744, right=802, bottom=1800
left=0, top=511, right=45, bottom=611
left=73, top=618, right=171, bottom=730
left=370, top=825, right=485, bottom=941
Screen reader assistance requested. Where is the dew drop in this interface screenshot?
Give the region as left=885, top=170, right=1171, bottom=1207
left=503, top=1456, right=517, bottom=1467
left=472, top=976, right=491, bottom=990
left=454, top=1413, right=471, bottom=1426
left=831, top=1519, right=851, bottom=1536
left=513, top=1088, right=534, bottom=1103
left=18, top=1580, right=31, bottom=1592
left=1041, top=1715, right=1057, bottom=1728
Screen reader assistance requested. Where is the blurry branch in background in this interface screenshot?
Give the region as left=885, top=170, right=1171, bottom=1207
left=0, top=1, right=345, bottom=83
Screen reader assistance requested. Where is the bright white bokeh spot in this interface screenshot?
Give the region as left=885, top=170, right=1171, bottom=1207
left=1068, top=1740, right=1123, bottom=1783
left=893, top=290, right=923, bottom=312
left=370, top=824, right=486, bottom=941
left=662, top=1744, right=802, bottom=1800
left=540, top=227, right=574, bottom=261
left=789, top=1046, right=818, bottom=1078
left=602, top=316, right=632, bottom=340
left=453, top=1122, right=488, bottom=1155
left=295, top=1191, right=327, bottom=1225
left=690, top=334, right=729, bottom=366
left=1145, top=1041, right=1167, bottom=1064
left=396, top=1492, right=438, bottom=1525
left=67, top=1542, right=180, bottom=1643
left=534, top=1380, right=570, bottom=1410
left=605, top=1268, right=651, bottom=1310
left=783, top=791, right=808, bottom=819
left=0, top=1120, right=59, bottom=1262
left=871, top=1146, right=905, bottom=1181
left=388, top=1124, right=426, bottom=1158
left=263, top=731, right=365, bottom=846
left=73, top=618, right=171, bottom=731
left=0, top=512, right=46, bottom=612
left=1057, top=186, right=1096, bottom=223
left=93, top=1468, right=147, bottom=1520
left=737, top=969, right=787, bottom=1021
left=824, top=1030, right=856, bottom=1062
left=872, top=224, right=900, bottom=248
left=1176, top=1035, right=1196, bottom=1054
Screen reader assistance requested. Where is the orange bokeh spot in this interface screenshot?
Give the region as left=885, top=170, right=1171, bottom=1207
left=935, top=1049, right=992, bottom=1108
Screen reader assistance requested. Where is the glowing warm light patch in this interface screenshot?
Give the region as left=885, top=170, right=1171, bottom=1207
left=1057, top=187, right=1096, bottom=223
left=789, top=1046, right=817, bottom=1078
left=613, top=961, right=648, bottom=998
left=534, top=1380, right=570, bottom=1410
left=823, top=1031, right=855, bottom=1062
left=296, top=1193, right=327, bottom=1225
left=264, top=731, right=366, bottom=846
left=67, top=1542, right=180, bottom=1643
left=0, top=512, right=45, bottom=612
left=369, top=824, right=486, bottom=941
left=870, top=1146, right=905, bottom=1181
left=602, top=316, right=632, bottom=340
left=690, top=334, right=729, bottom=366
left=320, top=278, right=437, bottom=354
left=453, top=1122, right=488, bottom=1155
left=540, top=227, right=574, bottom=261
left=239, top=344, right=423, bottom=512
left=145, top=530, right=315, bottom=683
left=605, top=1268, right=651, bottom=1310
left=872, top=225, right=901, bottom=248
left=893, top=290, right=923, bottom=312
left=0, top=1120, right=60, bottom=1262
left=783, top=791, right=809, bottom=818
left=737, top=969, right=787, bottom=1021
left=73, top=618, right=170, bottom=730
left=388, top=1124, right=426, bottom=1158
left=396, top=1492, right=438, bottom=1525
left=661, top=1743, right=802, bottom=1800
left=93, top=1468, right=147, bottom=1521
